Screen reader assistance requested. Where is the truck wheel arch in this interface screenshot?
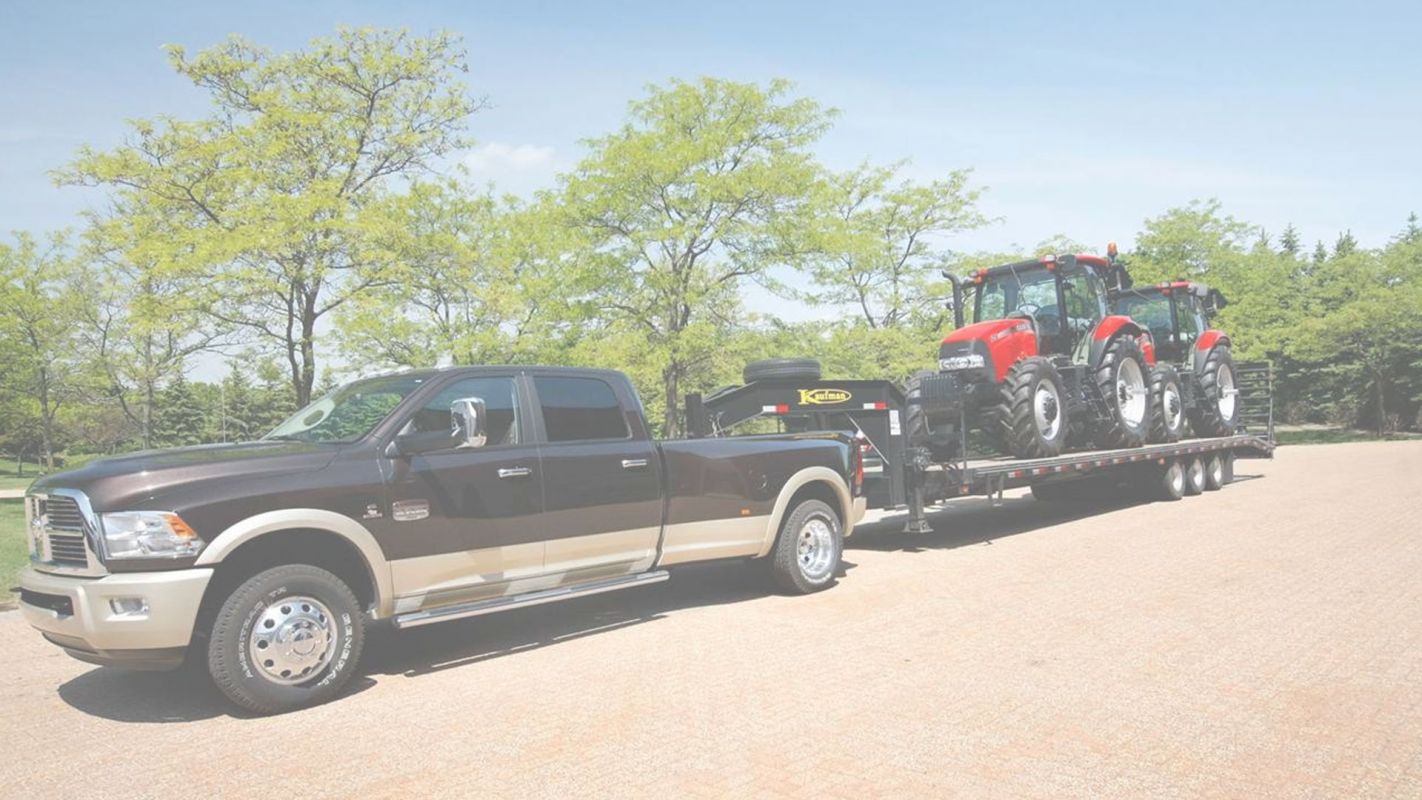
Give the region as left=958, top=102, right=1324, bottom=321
left=194, top=509, right=395, bottom=618
left=755, top=467, right=853, bottom=559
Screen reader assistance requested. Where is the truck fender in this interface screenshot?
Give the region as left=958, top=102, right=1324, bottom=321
left=193, top=508, right=395, bottom=619
left=1192, top=330, right=1231, bottom=373
left=754, top=466, right=854, bottom=559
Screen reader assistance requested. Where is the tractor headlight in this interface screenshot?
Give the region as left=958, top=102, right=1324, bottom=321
left=99, top=512, right=204, bottom=559
left=939, top=354, right=986, bottom=371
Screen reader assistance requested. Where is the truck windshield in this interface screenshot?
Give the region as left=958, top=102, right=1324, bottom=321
left=263, top=374, right=429, bottom=443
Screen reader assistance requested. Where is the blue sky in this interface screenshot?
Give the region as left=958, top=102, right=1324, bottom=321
left=2, top=1, right=1418, bottom=290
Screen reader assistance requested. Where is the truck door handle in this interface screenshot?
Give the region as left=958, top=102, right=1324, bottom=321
left=621, top=458, right=649, bottom=469
left=497, top=466, right=533, bottom=479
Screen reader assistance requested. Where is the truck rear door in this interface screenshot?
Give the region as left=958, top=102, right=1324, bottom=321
left=531, top=374, right=663, bottom=581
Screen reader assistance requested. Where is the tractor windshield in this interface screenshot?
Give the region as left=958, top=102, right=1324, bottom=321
left=1115, top=289, right=1175, bottom=343
left=975, top=265, right=1061, bottom=332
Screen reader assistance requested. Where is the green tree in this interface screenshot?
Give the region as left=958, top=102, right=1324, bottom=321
left=799, top=162, right=985, bottom=330
left=1279, top=223, right=1302, bottom=256
left=154, top=373, right=207, bottom=447
left=61, top=28, right=482, bottom=406
left=550, top=77, right=833, bottom=435
left=335, top=179, right=577, bottom=369
left=0, top=232, right=87, bottom=469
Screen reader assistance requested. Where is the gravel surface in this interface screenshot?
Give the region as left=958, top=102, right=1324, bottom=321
left=2, top=440, right=1420, bottom=799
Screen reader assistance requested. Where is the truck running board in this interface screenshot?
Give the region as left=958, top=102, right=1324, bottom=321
left=391, top=570, right=671, bottom=630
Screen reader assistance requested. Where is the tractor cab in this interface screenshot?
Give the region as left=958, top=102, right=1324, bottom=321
left=967, top=253, right=1117, bottom=364
left=1114, top=281, right=1228, bottom=364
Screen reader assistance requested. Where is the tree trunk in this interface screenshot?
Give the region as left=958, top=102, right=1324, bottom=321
left=662, top=364, right=680, bottom=439
left=1374, top=368, right=1387, bottom=437
left=38, top=367, right=54, bottom=471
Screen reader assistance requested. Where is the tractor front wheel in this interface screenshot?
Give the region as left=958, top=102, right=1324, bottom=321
left=994, top=357, right=1069, bottom=458
left=1189, top=345, right=1240, bottom=436
left=1093, top=335, right=1152, bottom=449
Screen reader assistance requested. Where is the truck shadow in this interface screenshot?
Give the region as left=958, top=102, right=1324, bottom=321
left=55, top=486, right=1244, bottom=721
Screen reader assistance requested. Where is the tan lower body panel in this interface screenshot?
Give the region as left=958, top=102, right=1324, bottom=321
left=390, top=528, right=661, bottom=614
left=655, top=515, right=771, bottom=567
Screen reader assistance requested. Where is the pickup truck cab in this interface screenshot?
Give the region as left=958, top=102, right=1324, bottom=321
left=19, top=366, right=865, bottom=713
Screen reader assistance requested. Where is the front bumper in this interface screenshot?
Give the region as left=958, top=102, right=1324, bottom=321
left=18, top=565, right=213, bottom=670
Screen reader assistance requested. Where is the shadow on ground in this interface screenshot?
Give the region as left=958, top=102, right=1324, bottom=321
left=55, top=481, right=1245, bottom=721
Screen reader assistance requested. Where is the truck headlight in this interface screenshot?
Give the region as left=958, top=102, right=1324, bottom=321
left=99, top=512, right=204, bottom=559
left=938, top=354, right=986, bottom=371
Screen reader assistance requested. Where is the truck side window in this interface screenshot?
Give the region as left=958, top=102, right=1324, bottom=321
left=535, top=376, right=629, bottom=442
left=410, top=377, right=519, bottom=446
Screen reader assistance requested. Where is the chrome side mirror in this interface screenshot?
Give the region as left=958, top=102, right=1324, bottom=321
left=450, top=397, right=488, bottom=448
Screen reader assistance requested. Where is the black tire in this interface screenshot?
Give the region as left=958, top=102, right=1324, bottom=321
left=1147, top=364, right=1186, bottom=443
left=1188, top=345, right=1239, bottom=437
left=768, top=498, right=842, bottom=594
left=904, top=370, right=958, bottom=462
left=1184, top=456, right=1206, bottom=495
left=207, top=564, right=365, bottom=715
left=993, top=357, right=1069, bottom=458
left=1093, top=335, right=1152, bottom=449
left=1203, top=454, right=1225, bottom=491
left=743, top=358, right=821, bottom=384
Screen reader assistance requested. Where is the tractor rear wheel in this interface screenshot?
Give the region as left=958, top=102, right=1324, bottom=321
left=1188, top=345, right=1239, bottom=436
left=1147, top=364, right=1186, bottom=443
left=994, top=357, right=1069, bottom=458
left=1093, top=335, right=1152, bottom=449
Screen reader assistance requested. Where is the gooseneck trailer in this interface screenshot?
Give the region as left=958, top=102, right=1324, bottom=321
left=686, top=360, right=1274, bottom=533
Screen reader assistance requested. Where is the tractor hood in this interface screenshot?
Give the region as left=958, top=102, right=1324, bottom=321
left=942, top=318, right=1028, bottom=344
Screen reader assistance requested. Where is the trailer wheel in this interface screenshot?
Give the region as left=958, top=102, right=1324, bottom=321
left=768, top=498, right=842, bottom=594
left=994, top=357, right=1069, bottom=458
left=1204, top=454, right=1225, bottom=491
left=743, top=358, right=821, bottom=384
left=1093, top=335, right=1152, bottom=448
left=1184, top=456, right=1206, bottom=495
left=206, top=564, right=365, bottom=715
left=1188, top=345, right=1239, bottom=436
left=1147, top=364, right=1186, bottom=443
left=1156, top=459, right=1186, bottom=501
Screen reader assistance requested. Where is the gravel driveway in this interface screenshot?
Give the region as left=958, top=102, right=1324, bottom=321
left=3, top=440, right=1420, bottom=798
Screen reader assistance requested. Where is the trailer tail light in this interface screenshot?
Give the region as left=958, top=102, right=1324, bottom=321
left=861, top=401, right=887, bottom=410
left=761, top=404, right=791, bottom=414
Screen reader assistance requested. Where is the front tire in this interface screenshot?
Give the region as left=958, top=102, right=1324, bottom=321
left=994, top=357, right=1069, bottom=458
left=1148, top=365, right=1186, bottom=443
left=1189, top=345, right=1239, bottom=436
left=1093, top=335, right=1152, bottom=449
left=207, top=564, right=365, bottom=715
left=768, top=498, right=842, bottom=594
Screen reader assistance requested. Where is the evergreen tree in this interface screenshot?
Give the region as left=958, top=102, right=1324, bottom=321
left=221, top=363, right=258, bottom=442
left=154, top=374, right=206, bottom=447
left=1279, top=223, right=1301, bottom=255
left=1313, top=241, right=1329, bottom=264
left=1334, top=230, right=1358, bottom=258
left=1395, top=212, right=1421, bottom=246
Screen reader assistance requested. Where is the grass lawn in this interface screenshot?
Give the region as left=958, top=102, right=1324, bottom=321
left=0, top=499, right=28, bottom=611
left=0, top=475, right=36, bottom=492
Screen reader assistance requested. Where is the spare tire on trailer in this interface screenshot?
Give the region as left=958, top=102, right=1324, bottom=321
left=743, top=358, right=822, bottom=383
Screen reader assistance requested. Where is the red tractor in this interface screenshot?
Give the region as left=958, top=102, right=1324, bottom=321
left=1112, top=280, right=1238, bottom=439
left=910, top=245, right=1169, bottom=460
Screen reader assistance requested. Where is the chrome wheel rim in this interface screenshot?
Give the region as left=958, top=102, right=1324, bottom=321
left=248, top=595, right=337, bottom=686
left=1217, top=365, right=1237, bottom=419
left=1168, top=463, right=1184, bottom=494
left=1163, top=383, right=1183, bottom=432
left=1209, top=457, right=1223, bottom=486
left=1033, top=382, right=1062, bottom=440
left=796, top=515, right=837, bottom=581
left=1116, top=359, right=1147, bottom=427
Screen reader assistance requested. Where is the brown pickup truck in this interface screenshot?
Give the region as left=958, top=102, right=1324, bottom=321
left=19, top=366, right=865, bottom=713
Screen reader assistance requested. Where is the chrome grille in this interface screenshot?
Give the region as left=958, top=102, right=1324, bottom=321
left=44, top=496, right=85, bottom=531
left=47, top=532, right=89, bottom=566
